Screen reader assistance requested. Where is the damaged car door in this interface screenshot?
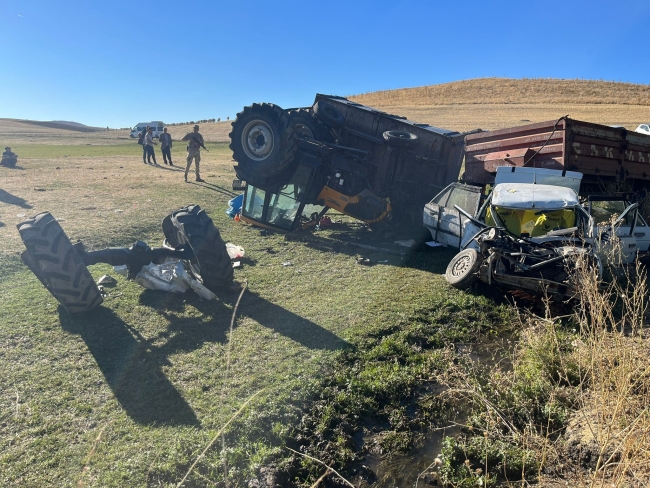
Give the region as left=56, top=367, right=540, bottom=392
left=423, top=183, right=483, bottom=248
left=588, top=197, right=643, bottom=263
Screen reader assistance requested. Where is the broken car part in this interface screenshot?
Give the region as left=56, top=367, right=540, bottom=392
left=17, top=205, right=234, bottom=314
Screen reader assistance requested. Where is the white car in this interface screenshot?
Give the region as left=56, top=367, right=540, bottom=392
left=423, top=167, right=648, bottom=265
left=635, top=124, right=650, bottom=135
left=129, top=121, right=165, bottom=139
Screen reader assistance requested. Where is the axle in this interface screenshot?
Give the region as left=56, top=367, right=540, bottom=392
left=75, top=240, right=194, bottom=278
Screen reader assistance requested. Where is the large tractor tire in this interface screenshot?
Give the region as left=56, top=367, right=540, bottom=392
left=313, top=101, right=345, bottom=128
left=288, top=109, right=333, bottom=143
left=17, top=212, right=103, bottom=314
left=445, top=248, right=482, bottom=289
left=229, top=103, right=297, bottom=181
left=162, top=205, right=234, bottom=291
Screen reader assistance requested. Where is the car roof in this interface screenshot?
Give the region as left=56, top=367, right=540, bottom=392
left=492, top=183, right=579, bottom=210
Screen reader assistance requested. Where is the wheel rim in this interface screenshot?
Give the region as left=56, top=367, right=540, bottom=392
left=451, top=254, right=472, bottom=277
left=241, top=119, right=274, bottom=160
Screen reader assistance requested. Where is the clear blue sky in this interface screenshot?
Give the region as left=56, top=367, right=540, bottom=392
left=2, top=0, right=649, bottom=128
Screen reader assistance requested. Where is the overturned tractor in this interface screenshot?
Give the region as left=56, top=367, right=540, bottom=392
left=229, top=95, right=473, bottom=231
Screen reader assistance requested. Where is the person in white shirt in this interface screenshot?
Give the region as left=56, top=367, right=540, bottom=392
left=144, top=127, right=158, bottom=165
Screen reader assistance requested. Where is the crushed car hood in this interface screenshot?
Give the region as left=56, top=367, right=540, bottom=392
left=491, top=183, right=579, bottom=210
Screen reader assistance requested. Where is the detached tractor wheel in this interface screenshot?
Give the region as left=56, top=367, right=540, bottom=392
left=313, top=101, right=345, bottom=128
left=382, top=131, right=418, bottom=149
left=288, top=109, right=333, bottom=142
left=229, top=103, right=297, bottom=180
left=17, top=212, right=103, bottom=314
left=162, top=205, right=234, bottom=291
left=445, top=248, right=482, bottom=289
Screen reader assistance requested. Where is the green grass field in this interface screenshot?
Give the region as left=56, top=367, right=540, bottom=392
left=0, top=141, right=517, bottom=486
left=5, top=142, right=231, bottom=159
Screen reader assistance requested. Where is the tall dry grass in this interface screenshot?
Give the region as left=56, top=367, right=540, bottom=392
left=428, top=251, right=650, bottom=486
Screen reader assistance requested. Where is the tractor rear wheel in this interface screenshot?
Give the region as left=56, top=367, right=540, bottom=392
left=288, top=109, right=332, bottom=142
left=17, top=212, right=103, bottom=314
left=229, top=103, right=296, bottom=181
left=162, top=205, right=234, bottom=291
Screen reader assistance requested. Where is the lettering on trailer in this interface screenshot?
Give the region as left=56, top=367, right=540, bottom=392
left=624, top=150, right=650, bottom=163
left=573, top=142, right=615, bottom=158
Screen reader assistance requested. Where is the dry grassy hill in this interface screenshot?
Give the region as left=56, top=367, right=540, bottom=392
left=349, top=78, right=650, bottom=132
left=3, top=79, right=650, bottom=146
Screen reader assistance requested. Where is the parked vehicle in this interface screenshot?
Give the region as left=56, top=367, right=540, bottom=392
left=229, top=95, right=471, bottom=231
left=130, top=121, right=165, bottom=139
left=635, top=123, right=650, bottom=136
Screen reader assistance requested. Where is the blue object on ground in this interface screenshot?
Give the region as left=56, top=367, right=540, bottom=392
left=226, top=193, right=244, bottom=219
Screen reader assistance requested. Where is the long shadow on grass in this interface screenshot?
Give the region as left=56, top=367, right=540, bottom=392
left=59, top=307, right=200, bottom=426
left=0, top=188, right=32, bottom=208
left=284, top=225, right=459, bottom=274
left=186, top=180, right=238, bottom=198
left=139, top=289, right=349, bottom=355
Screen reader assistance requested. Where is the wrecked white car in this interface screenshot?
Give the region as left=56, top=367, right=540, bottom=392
left=424, top=167, right=646, bottom=297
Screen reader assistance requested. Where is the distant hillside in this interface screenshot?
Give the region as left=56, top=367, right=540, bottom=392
left=4, top=119, right=104, bottom=132
left=348, top=78, right=650, bottom=132
left=51, top=120, right=104, bottom=130
left=350, top=78, right=650, bottom=107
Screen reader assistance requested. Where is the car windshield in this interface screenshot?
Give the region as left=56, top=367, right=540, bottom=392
left=486, top=206, right=577, bottom=237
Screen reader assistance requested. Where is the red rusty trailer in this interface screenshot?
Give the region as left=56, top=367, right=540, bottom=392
left=463, top=117, right=650, bottom=194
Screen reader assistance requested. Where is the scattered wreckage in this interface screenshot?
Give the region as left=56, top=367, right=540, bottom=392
left=17, top=205, right=235, bottom=314
left=19, top=98, right=650, bottom=309
left=228, top=95, right=472, bottom=231
left=425, top=167, right=645, bottom=297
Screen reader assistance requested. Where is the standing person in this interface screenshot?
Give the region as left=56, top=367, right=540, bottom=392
left=181, top=124, right=207, bottom=182
left=138, top=127, right=148, bottom=164
left=159, top=127, right=174, bottom=165
left=144, top=126, right=158, bottom=165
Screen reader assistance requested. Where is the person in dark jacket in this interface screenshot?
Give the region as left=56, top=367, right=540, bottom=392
left=159, top=127, right=174, bottom=165
left=139, top=127, right=148, bottom=164
left=1, top=146, right=18, bottom=167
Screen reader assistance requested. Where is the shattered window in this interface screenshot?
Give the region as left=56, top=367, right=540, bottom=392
left=243, top=186, right=265, bottom=220
left=265, top=185, right=301, bottom=230
left=590, top=201, right=634, bottom=226
left=447, top=187, right=481, bottom=215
